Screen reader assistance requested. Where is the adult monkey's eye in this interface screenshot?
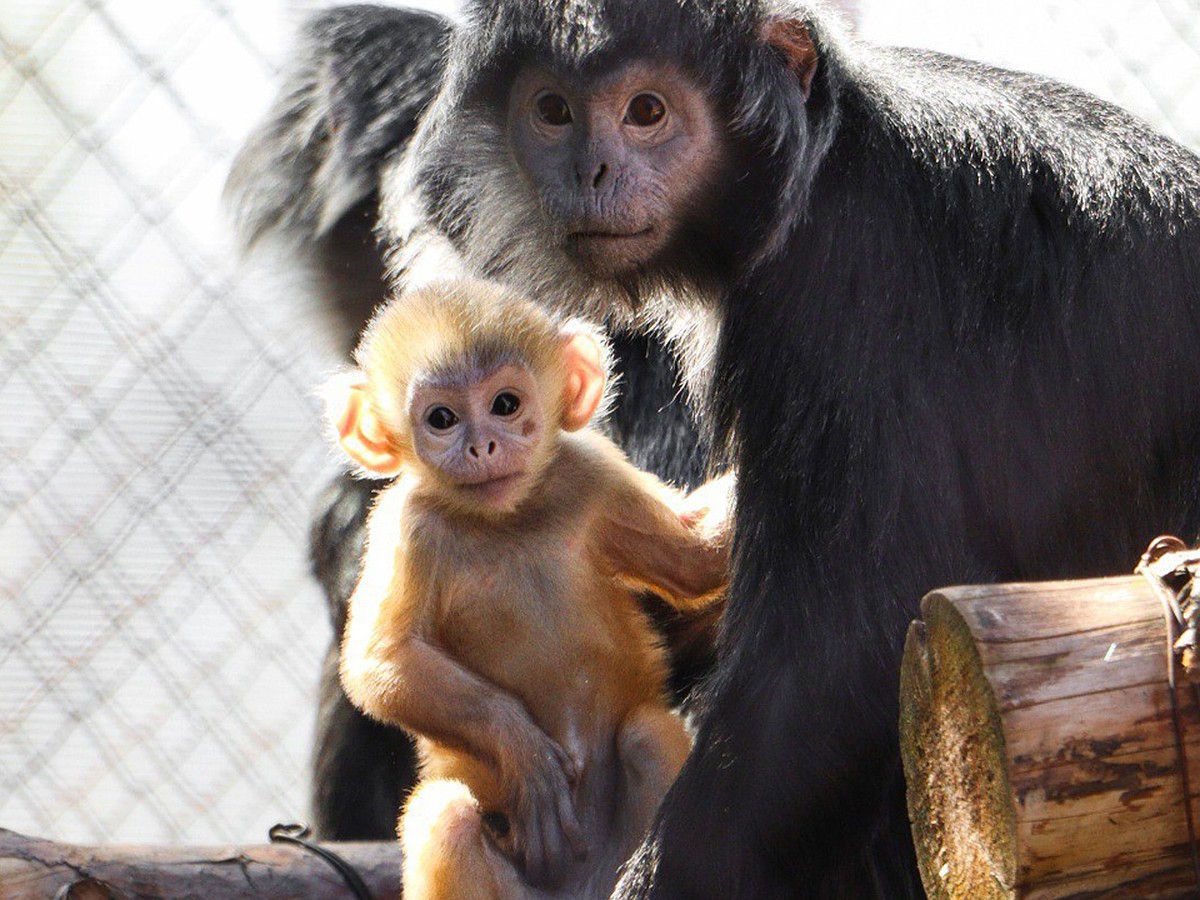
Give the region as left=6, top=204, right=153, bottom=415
left=535, top=93, right=573, bottom=126
left=491, top=393, right=521, bottom=416
left=427, top=406, right=458, bottom=430
left=625, top=93, right=666, bottom=127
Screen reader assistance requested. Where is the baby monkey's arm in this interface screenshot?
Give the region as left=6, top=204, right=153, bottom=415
left=339, top=497, right=584, bottom=885
left=597, top=463, right=732, bottom=608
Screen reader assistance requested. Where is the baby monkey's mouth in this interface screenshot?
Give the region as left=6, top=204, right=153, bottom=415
left=456, top=467, right=525, bottom=487
left=457, top=471, right=528, bottom=505
left=460, top=471, right=523, bottom=488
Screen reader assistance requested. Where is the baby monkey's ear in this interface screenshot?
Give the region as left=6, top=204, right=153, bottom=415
left=559, top=328, right=608, bottom=432
left=329, top=371, right=405, bottom=477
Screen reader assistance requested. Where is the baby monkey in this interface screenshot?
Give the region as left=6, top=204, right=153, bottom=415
left=331, top=280, right=729, bottom=899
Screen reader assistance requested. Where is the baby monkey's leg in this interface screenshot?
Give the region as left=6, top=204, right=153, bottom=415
left=400, top=778, right=540, bottom=900
left=616, top=705, right=692, bottom=843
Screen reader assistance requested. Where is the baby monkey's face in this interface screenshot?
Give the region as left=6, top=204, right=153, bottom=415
left=408, top=363, right=550, bottom=511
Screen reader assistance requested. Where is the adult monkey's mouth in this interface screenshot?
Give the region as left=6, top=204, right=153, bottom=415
left=565, top=227, right=660, bottom=275
left=568, top=227, right=654, bottom=241
left=567, top=227, right=655, bottom=248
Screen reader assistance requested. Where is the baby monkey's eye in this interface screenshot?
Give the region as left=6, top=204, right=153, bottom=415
left=491, top=393, right=521, bottom=416
left=427, top=406, right=459, bottom=430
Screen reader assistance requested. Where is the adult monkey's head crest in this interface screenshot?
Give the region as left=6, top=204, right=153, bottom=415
left=381, top=0, right=840, bottom=322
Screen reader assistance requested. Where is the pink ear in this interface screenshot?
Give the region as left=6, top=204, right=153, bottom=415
left=761, top=18, right=819, bottom=99
left=335, top=381, right=405, bottom=477
left=560, top=331, right=606, bottom=431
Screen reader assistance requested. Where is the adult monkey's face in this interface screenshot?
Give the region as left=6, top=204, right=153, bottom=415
left=507, top=61, right=728, bottom=278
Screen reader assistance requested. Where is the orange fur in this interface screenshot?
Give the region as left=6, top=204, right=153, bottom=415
left=331, top=282, right=729, bottom=898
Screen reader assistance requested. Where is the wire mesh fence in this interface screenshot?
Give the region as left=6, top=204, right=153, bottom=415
left=858, top=0, right=1200, bottom=152
left=0, top=0, right=340, bottom=844
left=1, top=0, right=1198, bottom=847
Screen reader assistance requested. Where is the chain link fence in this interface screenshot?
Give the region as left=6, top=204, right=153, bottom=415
left=0, top=0, right=345, bottom=845
left=1, top=0, right=1198, bottom=847
left=858, top=0, right=1200, bottom=152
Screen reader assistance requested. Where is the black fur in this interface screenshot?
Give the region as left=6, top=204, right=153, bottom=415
left=232, top=2, right=1200, bottom=894
left=381, top=1, right=1200, bottom=896
left=636, top=15, right=1200, bottom=900
left=227, top=4, right=713, bottom=842
left=226, top=5, right=451, bottom=249
left=306, top=476, right=414, bottom=839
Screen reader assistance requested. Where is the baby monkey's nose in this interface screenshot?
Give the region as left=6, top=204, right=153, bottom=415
left=468, top=440, right=497, bottom=459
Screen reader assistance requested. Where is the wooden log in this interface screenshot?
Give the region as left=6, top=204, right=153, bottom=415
left=900, top=575, right=1200, bottom=899
left=0, top=828, right=401, bottom=899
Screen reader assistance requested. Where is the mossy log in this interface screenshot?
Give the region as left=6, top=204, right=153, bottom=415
left=0, top=828, right=400, bottom=898
left=901, top=576, right=1200, bottom=899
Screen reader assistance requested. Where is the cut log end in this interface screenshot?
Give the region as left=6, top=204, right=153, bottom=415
left=902, top=576, right=1200, bottom=898
left=901, top=595, right=1017, bottom=900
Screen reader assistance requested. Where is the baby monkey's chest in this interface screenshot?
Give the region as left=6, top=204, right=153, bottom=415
left=432, top=525, right=609, bottom=668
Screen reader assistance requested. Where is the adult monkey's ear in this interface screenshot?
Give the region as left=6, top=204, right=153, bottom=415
left=559, top=331, right=608, bottom=432
left=331, top=373, right=404, bottom=478
left=761, top=18, right=819, bottom=100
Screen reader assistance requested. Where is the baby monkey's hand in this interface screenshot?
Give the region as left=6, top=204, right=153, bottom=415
left=678, top=471, right=736, bottom=544
left=494, top=702, right=587, bottom=888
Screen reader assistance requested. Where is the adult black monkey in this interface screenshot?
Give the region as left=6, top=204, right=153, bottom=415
left=226, top=5, right=716, bottom=841
left=233, top=1, right=1200, bottom=895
